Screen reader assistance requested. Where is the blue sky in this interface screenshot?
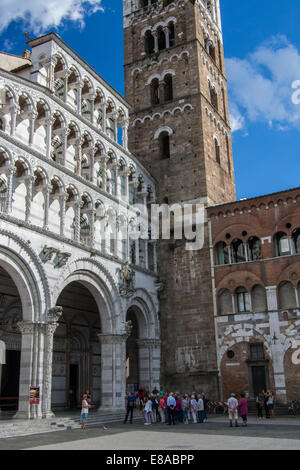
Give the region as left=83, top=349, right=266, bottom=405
left=0, top=0, right=300, bottom=200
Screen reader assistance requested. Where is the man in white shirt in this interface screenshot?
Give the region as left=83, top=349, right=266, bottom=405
left=167, top=393, right=176, bottom=425
left=227, top=393, right=239, bottom=427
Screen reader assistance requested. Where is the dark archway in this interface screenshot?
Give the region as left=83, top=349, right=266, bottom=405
left=0, top=265, right=22, bottom=413
left=53, top=281, right=101, bottom=410
left=126, top=307, right=140, bottom=393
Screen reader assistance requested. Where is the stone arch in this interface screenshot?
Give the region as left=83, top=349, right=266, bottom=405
left=127, top=288, right=160, bottom=339
left=0, top=229, right=50, bottom=321
left=52, top=258, right=124, bottom=334
left=219, top=324, right=272, bottom=362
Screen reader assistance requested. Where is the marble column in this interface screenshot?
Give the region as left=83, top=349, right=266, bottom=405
left=10, top=107, right=17, bottom=136
left=97, top=333, right=128, bottom=412
left=29, top=113, right=37, bottom=146
left=45, top=118, right=54, bottom=159
left=42, top=307, right=63, bottom=418
left=266, top=286, right=287, bottom=402
left=5, top=167, right=15, bottom=214
left=25, top=176, right=34, bottom=223
left=164, top=26, right=170, bottom=48
left=59, top=193, right=67, bottom=237
left=102, top=103, right=107, bottom=133
left=43, top=185, right=51, bottom=230
left=154, top=31, right=159, bottom=53
left=74, top=202, right=81, bottom=242
left=136, top=339, right=161, bottom=392
left=77, top=84, right=83, bottom=115
left=14, top=322, right=36, bottom=419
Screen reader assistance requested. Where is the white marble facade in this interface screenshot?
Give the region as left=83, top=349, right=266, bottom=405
left=0, top=33, right=161, bottom=419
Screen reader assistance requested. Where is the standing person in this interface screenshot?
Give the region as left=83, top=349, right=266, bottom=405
left=197, top=394, right=205, bottom=423
left=144, top=396, right=152, bottom=426
left=158, top=394, right=166, bottom=424
left=81, top=394, right=91, bottom=430
left=256, top=393, right=264, bottom=420
left=227, top=393, right=239, bottom=427
left=151, top=394, right=158, bottom=423
left=85, top=389, right=92, bottom=409
left=182, top=395, right=189, bottom=424
left=167, top=392, right=176, bottom=425
left=238, top=393, right=248, bottom=427
left=124, top=391, right=135, bottom=424
left=267, top=391, right=275, bottom=419
left=175, top=393, right=181, bottom=423
left=262, top=390, right=270, bottom=419
left=202, top=392, right=208, bottom=423
left=190, top=395, right=198, bottom=424
left=164, top=393, right=169, bottom=424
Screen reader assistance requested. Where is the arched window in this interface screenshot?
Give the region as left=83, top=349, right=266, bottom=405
left=214, top=138, right=220, bottom=164
left=226, top=135, right=231, bottom=175
left=164, top=74, right=173, bottom=102
left=159, top=132, right=170, bottom=159
left=292, top=228, right=300, bottom=254
left=205, top=38, right=216, bottom=61
left=248, top=236, right=262, bottom=261
left=231, top=239, right=246, bottom=263
left=222, top=88, right=227, bottom=122
left=157, top=27, right=166, bottom=51
left=216, top=242, right=230, bottom=265
left=150, top=78, right=160, bottom=105
left=210, top=86, right=218, bottom=110
left=274, top=232, right=291, bottom=257
left=219, top=289, right=232, bottom=315
left=251, top=285, right=267, bottom=312
left=278, top=281, right=297, bottom=309
left=168, top=22, right=175, bottom=47
left=235, top=287, right=251, bottom=313
left=145, top=31, right=155, bottom=55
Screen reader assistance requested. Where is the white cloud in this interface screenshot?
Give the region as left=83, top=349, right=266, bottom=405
left=226, top=35, right=300, bottom=133
left=2, top=39, right=15, bottom=52
left=0, top=0, right=104, bottom=35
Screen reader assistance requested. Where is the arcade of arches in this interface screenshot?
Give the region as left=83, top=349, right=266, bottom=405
left=0, top=255, right=160, bottom=418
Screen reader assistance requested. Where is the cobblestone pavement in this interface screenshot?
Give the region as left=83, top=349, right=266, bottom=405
left=1, top=416, right=300, bottom=450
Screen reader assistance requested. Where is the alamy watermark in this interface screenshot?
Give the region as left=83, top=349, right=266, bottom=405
left=291, top=341, right=300, bottom=365
left=291, top=80, right=300, bottom=104
left=105, top=202, right=206, bottom=252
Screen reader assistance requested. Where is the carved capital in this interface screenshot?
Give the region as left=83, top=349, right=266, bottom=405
left=17, top=321, right=36, bottom=335
left=47, top=306, right=63, bottom=324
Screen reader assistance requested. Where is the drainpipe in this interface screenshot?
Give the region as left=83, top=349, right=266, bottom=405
left=208, top=216, right=223, bottom=401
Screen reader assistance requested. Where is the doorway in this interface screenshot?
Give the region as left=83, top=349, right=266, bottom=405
left=69, top=364, right=79, bottom=409
left=252, top=366, right=267, bottom=397
left=0, top=350, right=21, bottom=410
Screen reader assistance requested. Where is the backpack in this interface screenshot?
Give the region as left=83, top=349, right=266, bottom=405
left=128, top=396, right=135, bottom=407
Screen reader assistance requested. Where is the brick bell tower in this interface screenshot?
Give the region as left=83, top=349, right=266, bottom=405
left=123, top=0, right=236, bottom=396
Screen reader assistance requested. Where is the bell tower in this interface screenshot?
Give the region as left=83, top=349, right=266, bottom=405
left=124, top=0, right=236, bottom=395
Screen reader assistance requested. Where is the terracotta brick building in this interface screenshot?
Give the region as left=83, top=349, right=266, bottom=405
left=208, top=188, right=300, bottom=402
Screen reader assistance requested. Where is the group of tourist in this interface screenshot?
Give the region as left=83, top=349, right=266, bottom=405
left=124, top=389, right=209, bottom=426
left=255, top=390, right=275, bottom=419
left=80, top=387, right=276, bottom=429
left=123, top=388, right=260, bottom=428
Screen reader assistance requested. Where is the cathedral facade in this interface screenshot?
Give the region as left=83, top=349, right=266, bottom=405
left=0, top=32, right=160, bottom=419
